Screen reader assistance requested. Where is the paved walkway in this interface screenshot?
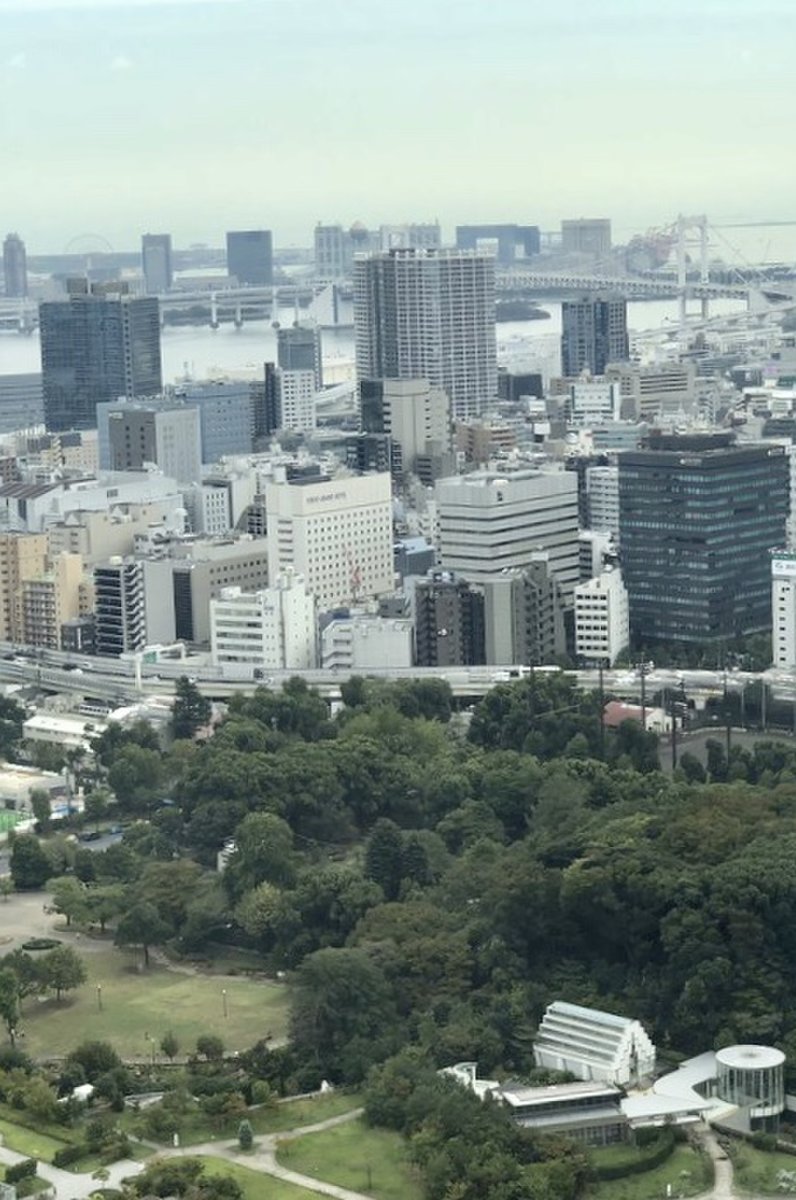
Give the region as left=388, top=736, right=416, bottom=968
left=0, top=1107, right=366, bottom=1200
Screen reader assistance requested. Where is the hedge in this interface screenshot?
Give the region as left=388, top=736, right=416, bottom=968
left=52, top=1143, right=86, bottom=1167
left=593, top=1130, right=676, bottom=1181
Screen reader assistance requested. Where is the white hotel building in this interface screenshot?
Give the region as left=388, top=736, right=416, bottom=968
left=265, top=471, right=393, bottom=610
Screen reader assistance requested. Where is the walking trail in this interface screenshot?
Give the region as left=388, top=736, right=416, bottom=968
left=0, top=1107, right=368, bottom=1200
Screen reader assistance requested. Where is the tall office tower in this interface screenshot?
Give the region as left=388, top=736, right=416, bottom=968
left=456, top=224, right=541, bottom=263
left=561, top=294, right=629, bottom=377
left=277, top=322, right=323, bottom=389
left=100, top=399, right=202, bottom=484
left=94, top=557, right=146, bottom=656
left=264, top=471, right=393, bottom=609
left=3, top=233, right=27, bottom=297
left=481, top=555, right=567, bottom=666
left=141, top=233, right=173, bottom=293
left=226, top=230, right=273, bottom=286
left=561, top=218, right=612, bottom=259
left=354, top=249, right=497, bottom=421
left=619, top=434, right=788, bottom=645
left=175, top=379, right=254, bottom=462
left=360, top=378, right=453, bottom=481
left=436, top=468, right=580, bottom=600
left=413, top=571, right=485, bottom=667
left=40, top=286, right=162, bottom=432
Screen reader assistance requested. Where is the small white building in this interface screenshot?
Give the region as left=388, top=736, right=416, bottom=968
left=772, top=551, right=796, bottom=669
left=533, top=1000, right=656, bottom=1087
left=574, top=568, right=629, bottom=665
left=320, top=611, right=414, bottom=671
left=567, top=380, right=621, bottom=426
left=585, top=465, right=619, bottom=538
left=210, top=572, right=316, bottom=671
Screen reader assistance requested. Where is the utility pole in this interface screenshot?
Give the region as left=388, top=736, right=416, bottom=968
left=598, top=661, right=606, bottom=761
left=636, top=660, right=648, bottom=731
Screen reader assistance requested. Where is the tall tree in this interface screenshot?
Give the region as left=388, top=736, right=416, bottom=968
left=42, top=945, right=87, bottom=1001
left=172, top=677, right=212, bottom=741
left=10, top=834, right=52, bottom=890
left=364, top=819, right=404, bottom=901
left=114, top=901, right=170, bottom=966
left=0, top=967, right=20, bottom=1044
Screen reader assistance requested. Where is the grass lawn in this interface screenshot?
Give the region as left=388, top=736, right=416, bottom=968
left=588, top=1145, right=712, bottom=1200
left=18, top=945, right=288, bottom=1059
left=124, top=1090, right=362, bottom=1147
left=195, top=1156, right=321, bottom=1200
left=732, top=1143, right=796, bottom=1194
left=0, top=1114, right=71, bottom=1161
left=276, top=1117, right=423, bottom=1200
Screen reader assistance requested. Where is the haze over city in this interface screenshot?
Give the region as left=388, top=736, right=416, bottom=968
left=2, top=0, right=795, bottom=252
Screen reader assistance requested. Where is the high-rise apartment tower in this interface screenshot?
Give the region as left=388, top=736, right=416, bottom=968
left=354, top=249, right=497, bottom=421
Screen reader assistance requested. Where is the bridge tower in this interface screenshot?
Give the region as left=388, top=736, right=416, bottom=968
left=676, top=213, right=710, bottom=332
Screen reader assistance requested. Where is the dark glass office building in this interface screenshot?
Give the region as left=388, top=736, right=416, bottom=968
left=618, top=434, right=788, bottom=644
left=40, top=287, right=162, bottom=431
left=561, top=294, right=629, bottom=376
left=226, top=229, right=273, bottom=286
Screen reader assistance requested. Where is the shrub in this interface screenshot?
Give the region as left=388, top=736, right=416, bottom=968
left=238, top=1119, right=253, bottom=1150
left=52, top=1143, right=86, bottom=1167
left=5, top=1159, right=37, bottom=1185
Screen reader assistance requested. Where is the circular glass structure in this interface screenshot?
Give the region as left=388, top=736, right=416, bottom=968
left=715, top=1045, right=785, bottom=1122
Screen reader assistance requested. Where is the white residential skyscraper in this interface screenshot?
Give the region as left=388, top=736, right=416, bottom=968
left=354, top=249, right=497, bottom=421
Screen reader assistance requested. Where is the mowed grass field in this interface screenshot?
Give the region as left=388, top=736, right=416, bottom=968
left=732, top=1144, right=796, bottom=1194
left=276, top=1118, right=423, bottom=1200
left=196, top=1157, right=320, bottom=1200
left=588, top=1145, right=712, bottom=1200
left=18, top=945, right=289, bottom=1058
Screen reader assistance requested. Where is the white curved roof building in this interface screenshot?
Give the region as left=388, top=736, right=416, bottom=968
left=534, top=1001, right=656, bottom=1087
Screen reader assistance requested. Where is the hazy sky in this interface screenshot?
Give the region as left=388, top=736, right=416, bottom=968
left=1, top=0, right=794, bottom=253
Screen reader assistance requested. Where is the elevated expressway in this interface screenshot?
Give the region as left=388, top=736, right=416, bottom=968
left=0, top=645, right=792, bottom=711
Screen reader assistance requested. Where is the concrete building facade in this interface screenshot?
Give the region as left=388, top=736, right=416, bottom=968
left=436, top=469, right=580, bottom=599
left=210, top=573, right=316, bottom=670
left=360, top=378, right=453, bottom=481
left=481, top=556, right=567, bottom=666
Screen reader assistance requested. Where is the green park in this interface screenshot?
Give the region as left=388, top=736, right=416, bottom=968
left=0, top=674, right=796, bottom=1199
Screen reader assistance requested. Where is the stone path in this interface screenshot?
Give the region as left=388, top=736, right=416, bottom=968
left=0, top=1107, right=367, bottom=1200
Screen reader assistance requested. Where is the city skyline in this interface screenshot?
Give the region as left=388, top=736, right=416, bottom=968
left=1, top=0, right=794, bottom=253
